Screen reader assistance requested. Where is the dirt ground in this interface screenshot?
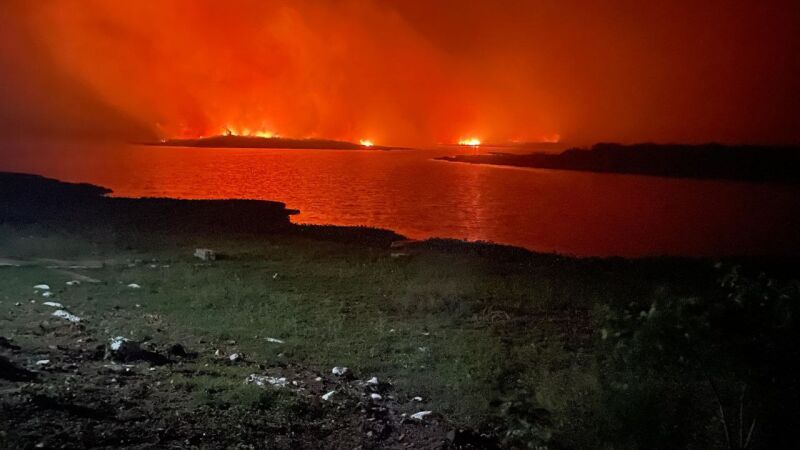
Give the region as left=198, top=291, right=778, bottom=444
left=1, top=297, right=495, bottom=449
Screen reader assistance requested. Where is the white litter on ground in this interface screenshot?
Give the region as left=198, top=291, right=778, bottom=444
left=41, top=291, right=54, bottom=298
left=322, top=390, right=335, bottom=401
left=265, top=337, right=285, bottom=344
left=33, top=284, right=50, bottom=290
left=66, top=280, right=81, bottom=286
left=110, top=336, right=129, bottom=351
left=370, top=393, right=382, bottom=401
left=194, top=248, right=216, bottom=261
left=42, top=301, right=63, bottom=308
left=127, top=283, right=141, bottom=289
left=366, top=376, right=379, bottom=385
left=410, top=411, right=433, bottom=421
left=412, top=396, right=424, bottom=402
left=52, top=310, right=81, bottom=322
left=246, top=374, right=288, bottom=387
left=332, top=366, right=349, bottom=376
left=35, top=359, right=50, bottom=365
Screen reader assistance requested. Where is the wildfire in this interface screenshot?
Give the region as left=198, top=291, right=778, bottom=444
left=541, top=133, right=561, bottom=143
left=359, top=139, right=374, bottom=147
left=223, top=126, right=276, bottom=139
left=458, top=138, right=481, bottom=147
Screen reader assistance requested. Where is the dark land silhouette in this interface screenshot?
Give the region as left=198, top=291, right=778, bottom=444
left=438, top=143, right=800, bottom=183
left=151, top=135, right=403, bottom=151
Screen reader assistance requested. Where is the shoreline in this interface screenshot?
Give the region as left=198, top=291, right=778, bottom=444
left=4, top=170, right=798, bottom=262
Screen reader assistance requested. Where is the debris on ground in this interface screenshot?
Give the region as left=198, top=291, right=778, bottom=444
left=107, top=336, right=169, bottom=365
left=322, top=390, right=336, bottom=401
left=66, top=280, right=81, bottom=286
left=51, top=310, right=81, bottom=323
left=33, top=284, right=50, bottom=291
left=193, top=248, right=216, bottom=261
left=246, top=374, right=288, bottom=388
left=410, top=411, right=433, bottom=421
left=265, top=337, right=284, bottom=344
left=42, top=301, right=63, bottom=308
left=331, top=366, right=349, bottom=377
left=366, top=376, right=379, bottom=385
left=127, top=283, right=141, bottom=289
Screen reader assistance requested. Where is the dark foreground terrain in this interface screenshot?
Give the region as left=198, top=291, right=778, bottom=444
left=2, top=172, right=799, bottom=449
left=438, top=143, right=800, bottom=183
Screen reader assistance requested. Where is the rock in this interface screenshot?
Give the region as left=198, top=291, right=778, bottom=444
left=108, top=336, right=169, bottom=365
left=33, top=284, right=50, bottom=291
left=321, top=390, right=335, bottom=401
left=127, top=283, right=141, bottom=289
left=246, top=374, right=287, bottom=388
left=52, top=310, right=81, bottom=323
left=410, top=411, right=433, bottom=421
left=0, top=356, right=36, bottom=381
left=193, top=248, right=216, bottom=261
left=229, top=353, right=242, bottom=362
left=0, top=337, right=20, bottom=350
left=110, top=336, right=134, bottom=352
left=42, top=301, right=63, bottom=308
left=366, top=376, right=379, bottom=385
left=370, top=393, right=382, bottom=401
left=332, top=366, right=349, bottom=376
left=41, top=291, right=54, bottom=298
left=167, top=343, right=188, bottom=357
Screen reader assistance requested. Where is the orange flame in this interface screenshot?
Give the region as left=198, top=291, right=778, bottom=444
left=458, top=138, right=481, bottom=147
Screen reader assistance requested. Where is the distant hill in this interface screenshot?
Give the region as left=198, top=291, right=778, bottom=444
left=437, top=143, right=800, bottom=183
left=150, top=135, right=402, bottom=150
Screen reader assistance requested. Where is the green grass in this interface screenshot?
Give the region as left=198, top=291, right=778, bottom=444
left=0, top=224, right=720, bottom=443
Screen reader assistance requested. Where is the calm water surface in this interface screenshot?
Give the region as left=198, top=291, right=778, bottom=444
left=2, top=140, right=800, bottom=257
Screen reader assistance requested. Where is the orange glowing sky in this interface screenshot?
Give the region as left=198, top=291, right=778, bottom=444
left=1, top=0, right=798, bottom=146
